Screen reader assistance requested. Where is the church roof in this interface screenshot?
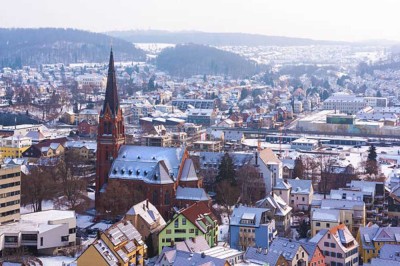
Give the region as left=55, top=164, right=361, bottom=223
left=101, top=49, right=119, bottom=117
left=109, top=145, right=185, bottom=184
left=179, top=158, right=199, bottom=182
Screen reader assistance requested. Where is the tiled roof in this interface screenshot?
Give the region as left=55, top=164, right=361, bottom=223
left=180, top=202, right=217, bottom=234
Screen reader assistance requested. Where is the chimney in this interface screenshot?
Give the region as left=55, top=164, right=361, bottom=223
left=146, top=199, right=149, bottom=209
left=255, top=151, right=258, bottom=167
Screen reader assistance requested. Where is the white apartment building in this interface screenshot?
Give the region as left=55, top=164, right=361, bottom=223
left=76, top=74, right=106, bottom=88
left=293, top=100, right=303, bottom=113
left=0, top=210, right=76, bottom=255
left=323, top=93, right=388, bottom=115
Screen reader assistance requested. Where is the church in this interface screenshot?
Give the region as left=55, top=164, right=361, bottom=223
left=95, top=50, right=208, bottom=219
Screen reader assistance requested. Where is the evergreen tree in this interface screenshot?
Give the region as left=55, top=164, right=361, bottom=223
left=293, top=157, right=305, bottom=179
left=240, top=88, right=249, bottom=100
left=297, top=220, right=310, bottom=239
left=215, top=153, right=236, bottom=183
left=366, top=145, right=378, bottom=175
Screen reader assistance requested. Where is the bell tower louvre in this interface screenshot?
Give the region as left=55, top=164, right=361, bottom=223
left=95, top=49, right=125, bottom=207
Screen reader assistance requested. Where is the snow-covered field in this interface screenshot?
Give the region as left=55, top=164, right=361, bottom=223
left=39, top=256, right=76, bottom=266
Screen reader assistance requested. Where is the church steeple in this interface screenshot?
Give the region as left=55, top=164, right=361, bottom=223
left=101, top=49, right=119, bottom=117
left=96, top=50, right=125, bottom=209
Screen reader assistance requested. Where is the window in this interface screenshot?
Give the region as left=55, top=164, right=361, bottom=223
left=195, top=229, right=199, bottom=235
left=330, top=252, right=336, bottom=257
left=324, top=242, right=329, bottom=247
left=175, top=229, right=186, bottom=234
left=337, top=253, right=342, bottom=258
left=4, top=236, right=18, bottom=243
left=316, top=222, right=321, bottom=226
left=302, top=197, right=305, bottom=202
left=152, top=190, right=159, bottom=205
left=164, top=191, right=170, bottom=205
left=40, top=237, right=43, bottom=246
left=166, top=229, right=171, bottom=234
left=61, top=236, right=69, bottom=242
left=189, top=229, right=195, bottom=233
left=174, top=219, right=179, bottom=228
left=69, top=228, right=76, bottom=234
left=327, top=233, right=331, bottom=239
left=330, top=243, right=336, bottom=248
left=326, top=223, right=330, bottom=228
left=182, top=218, right=186, bottom=225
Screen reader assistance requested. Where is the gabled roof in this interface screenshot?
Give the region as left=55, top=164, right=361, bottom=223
left=179, top=158, right=199, bottom=182
left=287, top=178, right=312, bottom=194
left=176, top=186, right=210, bottom=201
left=155, top=247, right=227, bottom=266
left=269, top=237, right=306, bottom=261
left=125, top=200, right=166, bottom=232
left=245, top=247, right=282, bottom=265
left=180, top=202, right=217, bottom=234
left=259, top=148, right=281, bottom=165
left=175, top=235, right=210, bottom=253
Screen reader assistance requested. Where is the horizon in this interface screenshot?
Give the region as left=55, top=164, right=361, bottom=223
left=1, top=0, right=400, bottom=42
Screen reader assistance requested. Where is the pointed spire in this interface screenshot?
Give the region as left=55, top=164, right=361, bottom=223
left=101, top=49, right=119, bottom=116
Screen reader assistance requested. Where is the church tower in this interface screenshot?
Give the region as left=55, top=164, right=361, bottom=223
left=95, top=50, right=125, bottom=206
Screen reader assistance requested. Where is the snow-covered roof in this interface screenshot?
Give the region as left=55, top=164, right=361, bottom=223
left=311, top=209, right=340, bottom=222
left=175, top=186, right=210, bottom=201
left=109, top=145, right=184, bottom=184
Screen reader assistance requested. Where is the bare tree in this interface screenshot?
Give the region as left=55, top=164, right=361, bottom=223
left=215, top=179, right=241, bottom=225
left=237, top=164, right=265, bottom=205
left=21, top=166, right=57, bottom=212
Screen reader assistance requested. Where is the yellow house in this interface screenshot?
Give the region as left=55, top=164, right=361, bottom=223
left=357, top=224, right=400, bottom=264
left=0, top=136, right=31, bottom=158
left=78, top=220, right=146, bottom=266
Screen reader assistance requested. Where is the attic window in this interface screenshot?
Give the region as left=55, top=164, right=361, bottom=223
left=128, top=169, right=133, bottom=175
left=152, top=156, right=156, bottom=160
left=136, top=169, right=141, bottom=175
left=154, top=174, right=158, bottom=180
left=121, top=169, right=125, bottom=174
left=144, top=170, right=148, bottom=176
left=137, top=156, right=141, bottom=159
left=113, top=169, right=117, bottom=174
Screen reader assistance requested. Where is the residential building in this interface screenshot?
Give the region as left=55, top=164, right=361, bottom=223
left=268, top=238, right=309, bottom=266
left=0, top=136, right=32, bottom=158
left=311, top=199, right=365, bottom=236
left=172, top=99, right=217, bottom=111
left=78, top=220, right=145, bottom=266
left=288, top=178, right=313, bottom=212
left=309, top=224, right=359, bottom=266
left=256, top=193, right=292, bottom=237
left=124, top=200, right=166, bottom=256
left=244, top=247, right=289, bottom=266
left=22, top=138, right=67, bottom=158
left=0, top=210, right=76, bottom=255
left=192, top=140, right=222, bottom=152
left=230, top=205, right=276, bottom=251
left=158, top=201, right=218, bottom=254
left=357, top=225, right=400, bottom=264
left=311, top=209, right=340, bottom=237
left=187, top=108, right=217, bottom=127
left=251, top=148, right=283, bottom=195
left=155, top=247, right=230, bottom=266
left=78, top=108, right=99, bottom=124
left=0, top=165, right=21, bottom=224
left=293, top=100, right=303, bottom=113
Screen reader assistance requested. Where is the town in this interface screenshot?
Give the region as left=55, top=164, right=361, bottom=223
left=0, top=4, right=400, bottom=265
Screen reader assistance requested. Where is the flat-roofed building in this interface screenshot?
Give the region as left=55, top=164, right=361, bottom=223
left=0, top=165, right=21, bottom=224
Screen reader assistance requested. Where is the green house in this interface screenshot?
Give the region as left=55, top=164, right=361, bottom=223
left=158, top=201, right=219, bottom=253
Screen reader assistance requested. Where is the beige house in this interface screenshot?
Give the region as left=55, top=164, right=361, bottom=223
left=311, top=209, right=340, bottom=237
left=0, top=165, right=21, bottom=224
left=274, top=178, right=313, bottom=212
left=124, top=200, right=166, bottom=256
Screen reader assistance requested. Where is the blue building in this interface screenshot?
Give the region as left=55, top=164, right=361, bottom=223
left=229, top=205, right=276, bottom=251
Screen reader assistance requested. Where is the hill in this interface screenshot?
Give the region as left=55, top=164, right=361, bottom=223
left=0, top=28, right=146, bottom=68
left=108, top=30, right=348, bottom=46
left=156, top=44, right=260, bottom=78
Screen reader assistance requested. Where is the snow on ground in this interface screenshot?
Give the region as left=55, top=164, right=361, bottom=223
left=39, top=256, right=76, bottom=266
left=91, top=222, right=111, bottom=231
left=20, top=200, right=57, bottom=214
left=218, top=224, right=229, bottom=242
left=76, top=215, right=94, bottom=229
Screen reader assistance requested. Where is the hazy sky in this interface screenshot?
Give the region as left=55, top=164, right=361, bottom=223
left=1, top=0, right=400, bottom=42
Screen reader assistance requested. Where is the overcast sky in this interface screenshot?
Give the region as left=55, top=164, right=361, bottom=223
left=1, top=0, right=399, bottom=42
